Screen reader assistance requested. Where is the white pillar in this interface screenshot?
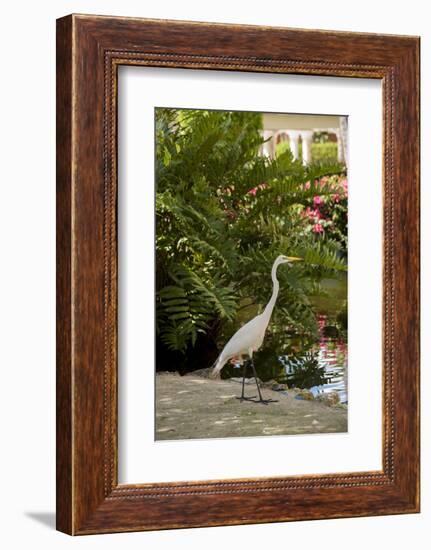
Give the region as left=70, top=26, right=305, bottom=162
left=339, top=116, right=348, bottom=167
left=336, top=130, right=345, bottom=163
left=288, top=131, right=300, bottom=160
left=261, top=130, right=275, bottom=158
left=301, top=131, right=313, bottom=165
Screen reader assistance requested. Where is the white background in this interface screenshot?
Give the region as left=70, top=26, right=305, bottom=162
left=119, top=67, right=382, bottom=483
left=0, top=1, right=428, bottom=549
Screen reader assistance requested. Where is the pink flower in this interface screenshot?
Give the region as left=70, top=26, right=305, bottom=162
left=247, top=182, right=267, bottom=196
left=225, top=210, right=237, bottom=220
left=319, top=176, right=329, bottom=188
left=313, top=196, right=323, bottom=206
left=317, top=315, right=326, bottom=330
left=312, top=223, right=324, bottom=234
left=304, top=207, right=321, bottom=220
left=332, top=193, right=340, bottom=203
left=304, top=181, right=311, bottom=190
left=340, top=178, right=348, bottom=194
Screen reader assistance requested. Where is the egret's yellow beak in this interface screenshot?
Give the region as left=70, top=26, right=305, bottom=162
left=286, top=256, right=303, bottom=262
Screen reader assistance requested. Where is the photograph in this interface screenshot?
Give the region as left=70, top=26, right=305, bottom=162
left=0, top=0, right=424, bottom=545
left=155, top=107, right=349, bottom=440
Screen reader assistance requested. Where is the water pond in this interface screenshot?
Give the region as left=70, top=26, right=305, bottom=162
left=283, top=314, right=348, bottom=404
left=285, top=275, right=347, bottom=404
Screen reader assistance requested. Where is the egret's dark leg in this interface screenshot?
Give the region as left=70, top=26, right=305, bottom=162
left=250, top=359, right=278, bottom=404
left=250, top=359, right=265, bottom=403
left=240, top=361, right=247, bottom=399
left=236, top=361, right=257, bottom=402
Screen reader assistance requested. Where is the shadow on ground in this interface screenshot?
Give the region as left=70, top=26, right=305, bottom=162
left=25, top=512, right=56, bottom=530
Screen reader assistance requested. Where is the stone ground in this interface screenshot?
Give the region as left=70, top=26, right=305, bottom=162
left=155, top=372, right=347, bottom=441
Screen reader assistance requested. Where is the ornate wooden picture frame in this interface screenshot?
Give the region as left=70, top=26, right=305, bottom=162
left=56, top=14, right=420, bottom=535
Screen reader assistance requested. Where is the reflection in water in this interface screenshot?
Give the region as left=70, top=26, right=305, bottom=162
left=284, top=314, right=348, bottom=404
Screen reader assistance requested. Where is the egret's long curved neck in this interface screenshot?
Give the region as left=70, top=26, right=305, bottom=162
left=262, top=261, right=280, bottom=322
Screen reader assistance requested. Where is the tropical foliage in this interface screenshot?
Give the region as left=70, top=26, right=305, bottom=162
left=300, top=175, right=348, bottom=251
left=155, top=108, right=347, bottom=373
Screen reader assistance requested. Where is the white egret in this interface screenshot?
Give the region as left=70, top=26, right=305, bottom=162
left=210, top=254, right=302, bottom=403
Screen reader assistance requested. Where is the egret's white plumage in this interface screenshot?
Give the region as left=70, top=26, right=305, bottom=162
left=210, top=255, right=301, bottom=379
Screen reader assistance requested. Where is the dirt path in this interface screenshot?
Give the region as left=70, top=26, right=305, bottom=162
left=156, top=372, right=347, bottom=440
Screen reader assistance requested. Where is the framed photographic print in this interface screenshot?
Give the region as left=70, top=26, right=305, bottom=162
left=56, top=14, right=420, bottom=535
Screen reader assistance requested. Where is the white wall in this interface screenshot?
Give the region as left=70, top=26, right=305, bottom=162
left=0, top=1, right=427, bottom=548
